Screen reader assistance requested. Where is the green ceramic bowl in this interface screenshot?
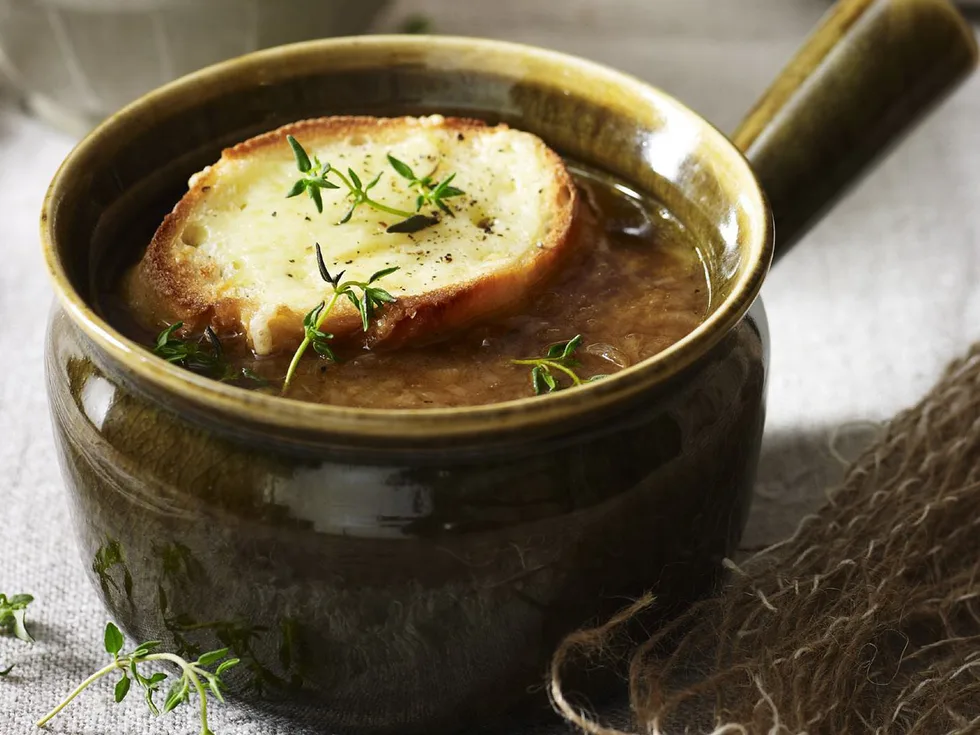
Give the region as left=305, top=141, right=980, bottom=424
left=40, top=1, right=975, bottom=731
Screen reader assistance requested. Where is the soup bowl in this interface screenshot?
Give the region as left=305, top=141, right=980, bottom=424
left=41, top=0, right=976, bottom=731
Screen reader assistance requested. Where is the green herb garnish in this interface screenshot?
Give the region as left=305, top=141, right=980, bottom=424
left=300, top=301, right=337, bottom=362
left=387, top=154, right=465, bottom=217
left=0, top=593, right=33, bottom=675
left=384, top=213, right=440, bottom=233
left=285, top=135, right=340, bottom=214
left=0, top=593, right=34, bottom=644
left=286, top=136, right=460, bottom=232
left=512, top=335, right=608, bottom=395
left=152, top=323, right=266, bottom=387
left=286, top=134, right=414, bottom=224
left=398, top=14, right=433, bottom=34
left=37, top=622, right=239, bottom=735
left=153, top=323, right=226, bottom=377
left=282, top=244, right=399, bottom=393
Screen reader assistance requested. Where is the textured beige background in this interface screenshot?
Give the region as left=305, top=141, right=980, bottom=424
left=1, top=1, right=978, bottom=732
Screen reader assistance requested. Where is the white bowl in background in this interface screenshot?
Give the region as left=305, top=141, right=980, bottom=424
left=0, top=0, right=388, bottom=135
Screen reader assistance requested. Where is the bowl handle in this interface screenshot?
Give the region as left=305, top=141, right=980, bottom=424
left=732, top=0, right=978, bottom=262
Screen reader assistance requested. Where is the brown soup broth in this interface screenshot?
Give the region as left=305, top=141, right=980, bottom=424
left=110, top=165, right=711, bottom=409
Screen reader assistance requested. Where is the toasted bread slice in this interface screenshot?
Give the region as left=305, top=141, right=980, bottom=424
left=123, top=114, right=578, bottom=356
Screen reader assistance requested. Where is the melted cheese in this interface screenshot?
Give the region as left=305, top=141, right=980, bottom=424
left=178, top=116, right=561, bottom=354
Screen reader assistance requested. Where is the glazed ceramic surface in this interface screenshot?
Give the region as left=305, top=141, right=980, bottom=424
left=41, top=1, right=976, bottom=731
left=47, top=303, right=767, bottom=730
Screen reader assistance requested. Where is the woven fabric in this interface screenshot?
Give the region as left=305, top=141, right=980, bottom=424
left=551, top=345, right=980, bottom=734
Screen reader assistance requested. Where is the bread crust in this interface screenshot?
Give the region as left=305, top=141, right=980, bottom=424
left=123, top=115, right=578, bottom=353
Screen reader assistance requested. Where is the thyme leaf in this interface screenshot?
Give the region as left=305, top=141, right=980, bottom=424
left=385, top=213, right=439, bottom=234
left=512, top=335, right=609, bottom=395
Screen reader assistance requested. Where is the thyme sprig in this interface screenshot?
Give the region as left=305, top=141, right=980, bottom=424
left=36, top=622, right=239, bottom=735
left=285, top=135, right=340, bottom=213
left=335, top=167, right=412, bottom=225
left=300, top=302, right=337, bottom=363
left=0, top=592, right=34, bottom=675
left=282, top=244, right=399, bottom=393
left=0, top=593, right=34, bottom=645
left=153, top=324, right=266, bottom=387
left=512, top=335, right=608, bottom=395
left=285, top=136, right=457, bottom=232
left=387, top=154, right=465, bottom=217
left=154, top=323, right=224, bottom=376
left=286, top=134, right=414, bottom=225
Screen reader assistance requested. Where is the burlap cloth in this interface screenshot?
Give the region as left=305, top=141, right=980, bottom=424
left=550, top=344, right=980, bottom=735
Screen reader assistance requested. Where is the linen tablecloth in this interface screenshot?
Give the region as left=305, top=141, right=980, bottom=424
left=2, top=1, right=979, bottom=732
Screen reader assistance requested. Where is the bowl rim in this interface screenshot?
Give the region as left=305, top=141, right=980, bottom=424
left=41, top=34, right=774, bottom=442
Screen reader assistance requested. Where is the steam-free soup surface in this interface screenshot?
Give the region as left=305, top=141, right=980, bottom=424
left=113, top=166, right=710, bottom=408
